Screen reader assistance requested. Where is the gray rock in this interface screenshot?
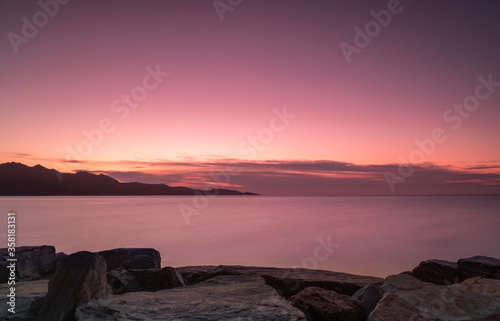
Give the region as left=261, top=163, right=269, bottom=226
left=177, top=265, right=382, bottom=298
left=289, top=286, right=367, bottom=321
left=0, top=258, right=13, bottom=284
left=36, top=251, right=111, bottom=321
left=458, top=256, right=500, bottom=280
left=178, top=265, right=241, bottom=285
left=411, top=259, right=468, bottom=285
left=98, top=248, right=160, bottom=270
left=55, top=252, right=68, bottom=270
left=0, top=246, right=56, bottom=282
left=262, top=269, right=382, bottom=299
left=0, top=279, right=48, bottom=321
left=76, top=275, right=307, bottom=320
left=367, top=274, right=500, bottom=321
left=107, top=267, right=185, bottom=294
left=352, top=281, right=382, bottom=315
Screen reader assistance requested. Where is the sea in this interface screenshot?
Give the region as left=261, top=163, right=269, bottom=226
left=1, top=195, right=499, bottom=277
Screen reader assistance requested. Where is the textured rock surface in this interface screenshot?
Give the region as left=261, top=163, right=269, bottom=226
left=290, top=286, right=367, bottom=321
left=76, top=275, right=307, bottom=320
left=177, top=265, right=239, bottom=285
left=411, top=259, right=468, bottom=285
left=0, top=280, right=48, bottom=321
left=55, top=252, right=68, bottom=270
left=352, top=281, right=382, bottom=315
left=35, top=251, right=111, bottom=321
left=0, top=246, right=56, bottom=282
left=98, top=248, right=160, bottom=270
left=458, top=256, right=500, bottom=280
left=178, top=265, right=382, bottom=298
left=262, top=269, right=382, bottom=298
left=367, top=274, right=500, bottom=321
left=107, top=267, right=185, bottom=294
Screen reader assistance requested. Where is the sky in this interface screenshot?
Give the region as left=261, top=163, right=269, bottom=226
left=1, top=0, right=500, bottom=195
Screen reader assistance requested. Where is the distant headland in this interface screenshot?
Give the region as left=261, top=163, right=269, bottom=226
left=0, top=162, right=259, bottom=196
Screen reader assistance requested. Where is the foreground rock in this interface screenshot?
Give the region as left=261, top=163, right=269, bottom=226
left=290, top=286, right=367, bottom=321
left=177, top=265, right=382, bottom=299
left=411, top=259, right=468, bottom=285
left=36, top=251, right=111, bottom=321
left=261, top=268, right=382, bottom=298
left=458, top=256, right=500, bottom=280
left=0, top=246, right=56, bottom=282
left=98, top=248, right=160, bottom=270
left=0, top=280, right=48, bottom=321
left=367, top=274, right=500, bottom=321
left=352, top=281, right=382, bottom=315
left=107, top=267, right=185, bottom=294
left=177, top=265, right=240, bottom=285
left=76, top=275, right=307, bottom=320
left=411, top=256, right=500, bottom=286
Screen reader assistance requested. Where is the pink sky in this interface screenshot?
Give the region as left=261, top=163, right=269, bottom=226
left=1, top=0, right=500, bottom=195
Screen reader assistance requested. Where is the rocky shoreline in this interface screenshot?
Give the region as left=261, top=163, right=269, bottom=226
left=1, top=246, right=500, bottom=320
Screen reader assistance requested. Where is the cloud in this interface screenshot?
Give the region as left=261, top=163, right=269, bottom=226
left=93, top=159, right=500, bottom=195
left=5, top=157, right=499, bottom=195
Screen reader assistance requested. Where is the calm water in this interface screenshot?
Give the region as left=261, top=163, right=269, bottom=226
left=1, top=196, right=499, bottom=277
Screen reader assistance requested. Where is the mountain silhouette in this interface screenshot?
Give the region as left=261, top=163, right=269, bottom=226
left=0, top=162, right=258, bottom=196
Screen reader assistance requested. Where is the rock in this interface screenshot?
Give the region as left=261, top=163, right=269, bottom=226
left=411, top=259, right=468, bottom=285
left=0, top=246, right=56, bottom=282
left=262, top=269, right=382, bottom=299
left=452, top=276, right=500, bottom=299
left=35, top=251, right=111, bottom=321
left=289, top=286, right=367, bottom=321
left=178, top=265, right=382, bottom=298
left=0, top=258, right=12, bottom=284
left=55, top=252, right=68, bottom=269
left=107, top=267, right=185, bottom=294
left=76, top=275, right=307, bottom=320
left=0, top=279, right=48, bottom=321
left=98, top=248, right=160, bottom=270
left=458, top=256, right=500, bottom=280
left=352, top=281, right=382, bottom=315
left=178, top=265, right=241, bottom=285
left=367, top=274, right=500, bottom=321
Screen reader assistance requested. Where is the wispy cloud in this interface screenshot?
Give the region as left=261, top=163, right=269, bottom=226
left=3, top=156, right=499, bottom=195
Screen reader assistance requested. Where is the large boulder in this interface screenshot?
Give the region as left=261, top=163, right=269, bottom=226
left=98, top=248, right=160, bottom=270
left=262, top=269, right=382, bottom=298
left=76, top=275, right=307, bottom=320
left=177, top=265, right=241, bottom=285
left=0, top=279, right=48, bottom=321
left=35, top=251, right=111, bottom=321
left=367, top=274, right=500, bottom=321
left=411, top=259, right=468, bottom=285
left=0, top=246, right=56, bottom=282
left=458, top=256, right=500, bottom=280
left=107, top=267, right=185, bottom=294
left=55, top=252, right=68, bottom=270
left=177, top=265, right=382, bottom=298
left=352, top=281, right=383, bottom=315
left=289, top=286, right=367, bottom=321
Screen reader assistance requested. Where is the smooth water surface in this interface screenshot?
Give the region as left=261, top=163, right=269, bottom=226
left=1, top=196, right=499, bottom=277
